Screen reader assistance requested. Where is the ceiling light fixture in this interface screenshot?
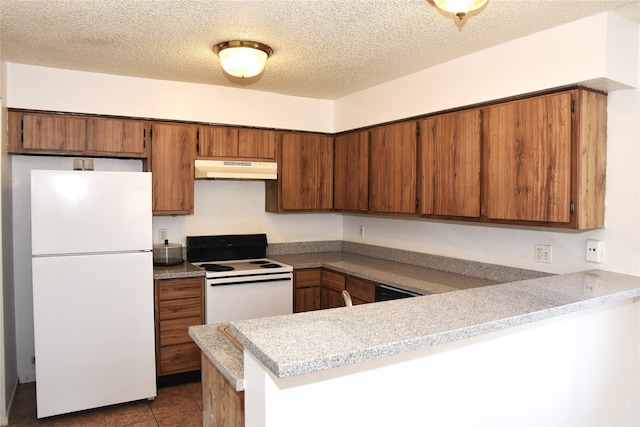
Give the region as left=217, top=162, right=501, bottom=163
left=430, top=0, right=488, bottom=20
left=213, top=40, right=273, bottom=78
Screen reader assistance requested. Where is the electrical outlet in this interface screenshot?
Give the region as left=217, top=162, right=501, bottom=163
left=535, top=244, right=552, bottom=263
left=586, top=239, right=603, bottom=263
left=159, top=228, right=167, bottom=242
left=359, top=226, right=365, bottom=238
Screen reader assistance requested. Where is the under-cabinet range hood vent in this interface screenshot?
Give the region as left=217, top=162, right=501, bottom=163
left=194, top=159, right=277, bottom=180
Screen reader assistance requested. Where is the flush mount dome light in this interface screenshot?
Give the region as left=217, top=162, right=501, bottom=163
left=213, top=40, right=273, bottom=78
left=431, top=0, right=488, bottom=20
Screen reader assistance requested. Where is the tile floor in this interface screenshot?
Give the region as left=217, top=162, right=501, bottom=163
left=8, top=381, right=203, bottom=427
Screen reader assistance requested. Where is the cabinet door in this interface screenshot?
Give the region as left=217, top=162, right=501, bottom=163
left=238, top=128, right=276, bottom=160
left=369, top=122, right=417, bottom=214
left=22, top=113, right=87, bottom=151
left=279, top=132, right=333, bottom=211
left=150, top=123, right=197, bottom=215
left=294, top=269, right=321, bottom=313
left=320, top=269, right=346, bottom=309
left=198, top=125, right=239, bottom=157
left=334, top=131, right=369, bottom=211
left=87, top=118, right=146, bottom=155
left=346, top=276, right=377, bottom=304
left=419, top=110, right=481, bottom=217
left=484, top=92, right=572, bottom=223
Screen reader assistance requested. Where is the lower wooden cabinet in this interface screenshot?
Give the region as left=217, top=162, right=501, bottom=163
left=202, top=353, right=244, bottom=427
left=293, top=269, right=321, bottom=313
left=154, top=276, right=205, bottom=376
left=320, top=269, right=346, bottom=309
left=346, top=276, right=377, bottom=305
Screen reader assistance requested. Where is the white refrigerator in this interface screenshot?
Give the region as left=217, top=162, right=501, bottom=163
left=30, top=169, right=156, bottom=418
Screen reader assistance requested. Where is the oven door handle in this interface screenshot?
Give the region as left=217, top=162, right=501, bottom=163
left=208, top=273, right=292, bottom=286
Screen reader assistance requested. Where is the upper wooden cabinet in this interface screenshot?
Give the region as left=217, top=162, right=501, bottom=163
left=482, top=89, right=606, bottom=228
left=7, top=111, right=148, bottom=158
left=369, top=121, right=417, bottom=214
left=265, top=132, right=333, bottom=212
left=149, top=123, right=197, bottom=215
left=333, top=131, right=369, bottom=212
left=197, top=125, right=276, bottom=161
left=419, top=109, right=482, bottom=218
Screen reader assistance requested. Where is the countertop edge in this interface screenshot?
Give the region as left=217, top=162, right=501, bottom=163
left=189, top=324, right=245, bottom=391
left=230, top=269, right=640, bottom=379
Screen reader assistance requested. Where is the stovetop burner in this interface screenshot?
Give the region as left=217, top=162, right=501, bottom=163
left=200, top=263, right=235, bottom=272
left=260, top=263, right=282, bottom=268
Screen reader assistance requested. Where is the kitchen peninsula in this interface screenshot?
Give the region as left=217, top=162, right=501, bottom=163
left=190, top=249, right=640, bottom=426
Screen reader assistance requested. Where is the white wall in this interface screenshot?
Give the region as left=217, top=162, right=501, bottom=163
left=3, top=12, right=639, bottom=382
left=245, top=298, right=640, bottom=427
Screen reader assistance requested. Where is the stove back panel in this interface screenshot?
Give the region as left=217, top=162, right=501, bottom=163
left=186, top=234, right=267, bottom=262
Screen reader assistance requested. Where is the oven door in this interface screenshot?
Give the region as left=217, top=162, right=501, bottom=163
left=206, top=272, right=293, bottom=324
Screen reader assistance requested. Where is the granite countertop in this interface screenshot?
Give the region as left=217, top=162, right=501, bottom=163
left=189, top=324, right=244, bottom=391
left=153, top=261, right=205, bottom=280
left=228, top=269, right=640, bottom=379
left=271, top=252, right=498, bottom=294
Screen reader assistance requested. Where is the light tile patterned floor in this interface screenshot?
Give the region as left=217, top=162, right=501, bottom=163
left=8, top=381, right=202, bottom=426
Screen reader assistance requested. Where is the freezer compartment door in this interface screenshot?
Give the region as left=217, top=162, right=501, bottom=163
left=32, top=252, right=156, bottom=418
left=31, top=170, right=152, bottom=255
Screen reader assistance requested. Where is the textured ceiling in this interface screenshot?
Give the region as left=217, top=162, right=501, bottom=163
left=1, top=0, right=639, bottom=100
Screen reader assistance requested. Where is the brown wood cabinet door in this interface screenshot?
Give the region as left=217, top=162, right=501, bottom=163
left=484, top=92, right=572, bottom=223
left=346, top=276, right=377, bottom=303
left=150, top=123, right=196, bottom=215
left=238, top=128, right=276, bottom=160
left=369, top=122, right=417, bottom=213
left=420, top=109, right=481, bottom=217
left=87, top=118, right=145, bottom=154
left=334, top=131, right=369, bottom=211
left=294, top=269, right=322, bottom=313
left=22, top=113, right=87, bottom=151
left=198, top=125, right=239, bottom=157
left=279, top=132, right=333, bottom=210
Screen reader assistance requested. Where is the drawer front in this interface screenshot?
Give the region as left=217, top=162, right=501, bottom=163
left=158, top=343, right=200, bottom=375
left=294, top=269, right=321, bottom=288
left=321, top=269, right=345, bottom=292
left=346, top=276, right=377, bottom=303
left=158, top=297, right=202, bottom=320
left=159, top=316, right=202, bottom=346
left=157, top=277, right=203, bottom=300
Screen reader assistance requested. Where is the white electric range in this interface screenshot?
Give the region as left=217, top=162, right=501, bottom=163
left=186, top=234, right=293, bottom=324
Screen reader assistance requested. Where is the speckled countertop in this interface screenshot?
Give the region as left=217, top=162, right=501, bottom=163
left=189, top=324, right=244, bottom=391
left=228, top=269, right=640, bottom=379
left=270, top=252, right=498, bottom=294
left=153, top=262, right=205, bottom=280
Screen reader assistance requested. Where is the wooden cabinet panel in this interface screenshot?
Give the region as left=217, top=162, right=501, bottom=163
left=150, top=123, right=197, bottom=215
left=155, top=276, right=204, bottom=376
left=321, top=270, right=345, bottom=292
left=197, top=126, right=276, bottom=160
left=484, top=92, right=572, bottom=223
left=158, top=297, right=202, bottom=320
left=334, top=131, right=369, bottom=211
left=158, top=278, right=203, bottom=300
left=158, top=343, right=201, bottom=375
left=419, top=109, right=481, bottom=218
left=320, top=269, right=346, bottom=309
left=198, top=126, right=239, bottom=157
left=320, top=287, right=345, bottom=310
left=269, top=132, right=333, bottom=211
left=202, top=353, right=245, bottom=427
left=369, top=122, right=417, bottom=214
left=87, top=118, right=145, bottom=154
left=159, top=316, right=203, bottom=347
left=346, top=276, right=377, bottom=303
left=22, top=113, right=86, bottom=151
left=294, top=269, right=322, bottom=313
left=238, top=128, right=276, bottom=159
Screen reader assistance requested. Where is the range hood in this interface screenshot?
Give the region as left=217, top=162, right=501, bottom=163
left=194, top=159, right=277, bottom=180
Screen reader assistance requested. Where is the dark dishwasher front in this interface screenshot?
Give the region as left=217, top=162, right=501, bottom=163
left=375, top=284, right=421, bottom=301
